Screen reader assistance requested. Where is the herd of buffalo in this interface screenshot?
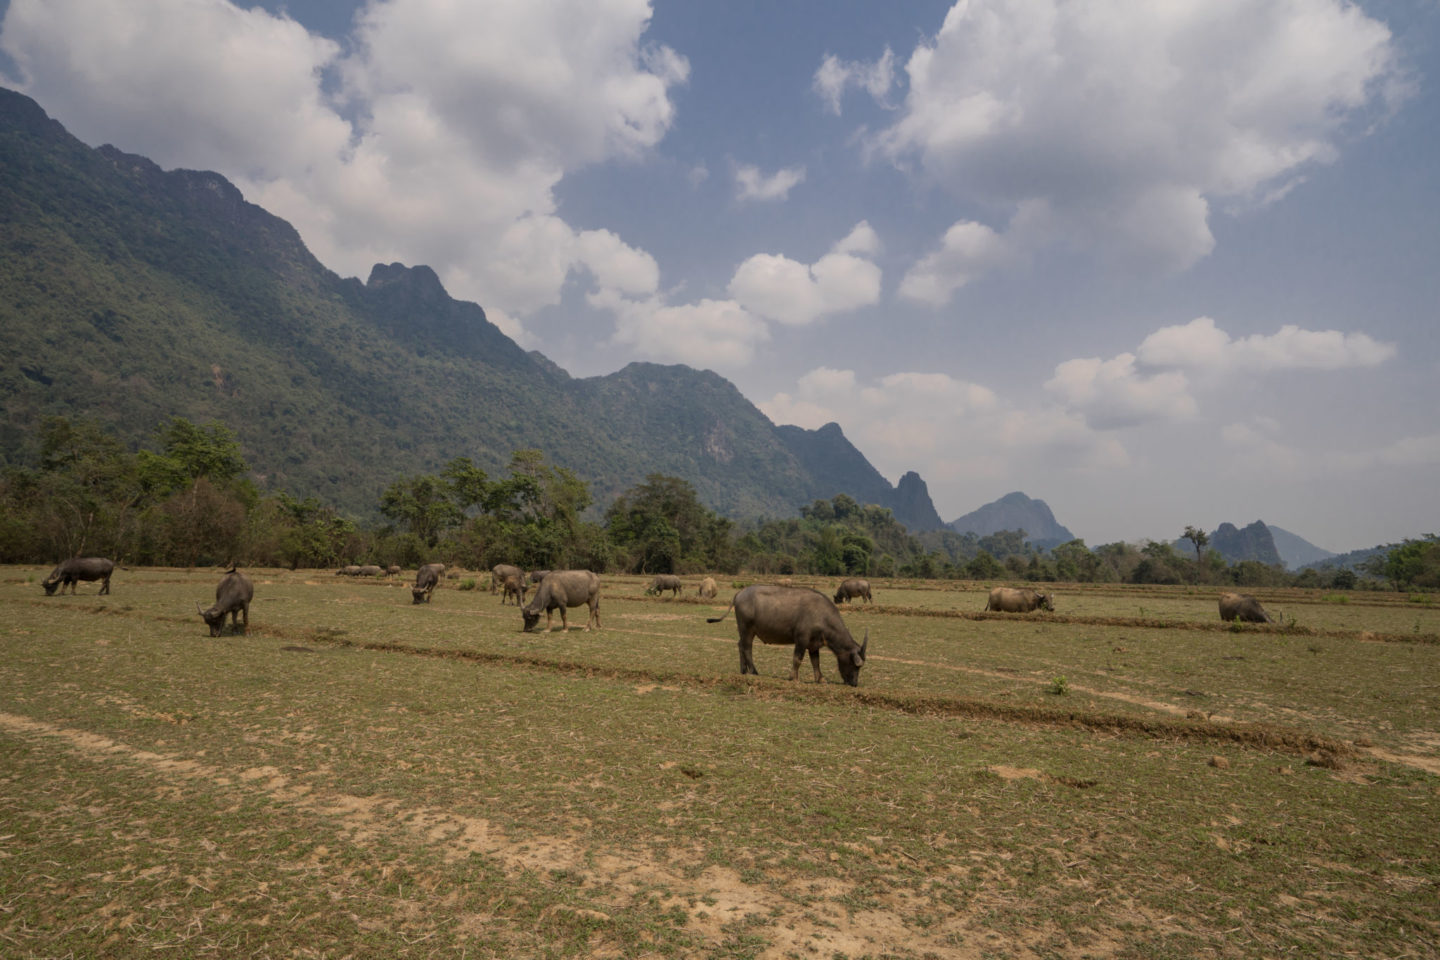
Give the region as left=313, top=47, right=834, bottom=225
left=39, top=558, right=1279, bottom=687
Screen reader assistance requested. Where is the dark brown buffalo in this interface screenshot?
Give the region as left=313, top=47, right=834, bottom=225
left=43, top=557, right=115, bottom=596
left=708, top=584, right=868, bottom=686
left=645, top=574, right=683, bottom=597
left=1218, top=592, right=1274, bottom=623
left=833, top=578, right=872, bottom=604
left=197, top=568, right=254, bottom=637
left=492, top=563, right=522, bottom=594
left=521, top=570, right=601, bottom=632
left=501, top=574, right=528, bottom=606
left=984, top=587, right=1053, bottom=613
left=412, top=563, right=445, bottom=604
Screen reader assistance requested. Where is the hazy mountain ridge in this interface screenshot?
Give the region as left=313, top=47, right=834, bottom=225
left=949, top=491, right=1076, bottom=548
left=1266, top=525, right=1337, bottom=570
left=0, top=87, right=940, bottom=525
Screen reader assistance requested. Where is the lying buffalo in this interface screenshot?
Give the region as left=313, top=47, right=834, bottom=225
left=492, top=563, right=522, bottom=595
left=521, top=570, right=601, bottom=632
left=697, top=576, right=718, bottom=599
left=833, top=578, right=872, bottom=604
left=984, top=587, right=1053, bottom=613
left=501, top=574, right=527, bottom=606
left=708, top=584, right=868, bottom=686
left=645, top=574, right=682, bottom=597
left=197, top=568, right=253, bottom=637
left=412, top=563, right=445, bottom=604
left=1219, top=592, right=1274, bottom=623
left=43, top=557, right=115, bottom=596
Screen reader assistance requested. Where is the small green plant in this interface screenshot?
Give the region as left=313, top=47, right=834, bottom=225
left=1048, top=676, right=1070, bottom=696
left=1323, top=593, right=1350, bottom=605
left=457, top=578, right=477, bottom=591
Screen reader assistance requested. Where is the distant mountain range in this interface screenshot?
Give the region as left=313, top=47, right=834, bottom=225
left=949, top=492, right=1076, bottom=549
left=0, top=87, right=945, bottom=530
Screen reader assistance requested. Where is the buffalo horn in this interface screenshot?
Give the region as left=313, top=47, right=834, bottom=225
left=858, top=628, right=868, bottom=663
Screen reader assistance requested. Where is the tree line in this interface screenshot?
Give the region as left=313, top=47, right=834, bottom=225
left=2, top=416, right=1434, bottom=591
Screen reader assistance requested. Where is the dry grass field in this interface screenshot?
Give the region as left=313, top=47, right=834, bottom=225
left=1, top=566, right=1437, bottom=958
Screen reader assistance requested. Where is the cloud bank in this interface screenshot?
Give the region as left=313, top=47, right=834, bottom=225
left=865, top=0, right=1405, bottom=300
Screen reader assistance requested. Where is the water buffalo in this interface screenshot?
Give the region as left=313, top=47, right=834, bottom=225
left=412, top=563, right=445, bottom=604
left=833, top=578, right=872, bottom=604
left=335, top=564, right=362, bottom=577
left=698, top=576, right=718, bottom=599
left=197, top=568, right=253, bottom=637
left=708, top=584, right=868, bottom=686
left=1219, top=592, right=1274, bottom=623
left=492, top=563, right=522, bottom=594
left=521, top=570, right=601, bottom=633
left=984, top=587, right=1053, bottom=613
left=645, top=574, right=683, bottom=597
left=357, top=564, right=384, bottom=577
left=501, top=574, right=528, bottom=606
left=386, top=564, right=402, bottom=577
left=529, top=569, right=551, bottom=585
left=43, top=557, right=115, bottom=596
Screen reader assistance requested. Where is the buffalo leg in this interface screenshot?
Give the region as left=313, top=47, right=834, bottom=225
left=808, top=648, right=823, bottom=683
left=99, top=576, right=111, bottom=596
left=739, top=634, right=758, bottom=675
left=789, top=646, right=804, bottom=681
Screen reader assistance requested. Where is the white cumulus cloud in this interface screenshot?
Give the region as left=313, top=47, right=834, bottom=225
left=728, top=223, right=882, bottom=326
left=1045, top=354, right=1198, bottom=429
left=733, top=163, right=806, bottom=202
left=1138, top=316, right=1396, bottom=371
left=875, top=0, right=1404, bottom=283
left=596, top=291, right=770, bottom=368
left=813, top=47, right=895, bottom=115
left=761, top=367, right=1128, bottom=492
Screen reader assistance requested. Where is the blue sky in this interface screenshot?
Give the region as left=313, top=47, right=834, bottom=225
left=2, top=0, right=1436, bottom=550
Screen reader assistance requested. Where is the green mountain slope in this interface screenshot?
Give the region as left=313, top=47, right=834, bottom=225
left=0, top=87, right=937, bottom=524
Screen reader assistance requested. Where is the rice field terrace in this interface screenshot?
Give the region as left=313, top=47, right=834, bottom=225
left=2, top=566, right=1437, bottom=959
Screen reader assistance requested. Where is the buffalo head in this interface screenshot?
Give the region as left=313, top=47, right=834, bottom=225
left=521, top=608, right=542, bottom=632
left=836, top=629, right=868, bottom=687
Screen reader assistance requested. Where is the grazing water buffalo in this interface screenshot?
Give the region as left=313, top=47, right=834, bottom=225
left=501, top=574, right=527, bottom=606
left=984, top=587, right=1054, bottom=613
left=43, top=557, right=114, bottom=596
left=357, top=564, right=384, bottom=577
left=529, top=570, right=551, bottom=585
left=833, top=578, right=872, bottom=604
left=386, top=564, right=402, bottom=577
left=492, top=563, right=522, bottom=594
left=708, top=585, right=868, bottom=686
left=521, top=570, right=601, bottom=633
left=335, top=565, right=362, bottom=577
left=412, top=563, right=445, bottom=604
left=697, top=576, right=718, bottom=599
left=197, top=568, right=253, bottom=637
left=645, top=574, right=683, bottom=597
left=1219, top=592, right=1274, bottom=623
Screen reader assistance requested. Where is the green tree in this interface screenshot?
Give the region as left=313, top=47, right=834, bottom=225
left=380, top=474, right=462, bottom=546
left=1380, top=535, right=1440, bottom=590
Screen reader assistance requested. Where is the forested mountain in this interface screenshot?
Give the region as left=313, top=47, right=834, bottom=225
left=949, top=491, right=1075, bottom=549
left=1208, top=521, right=1283, bottom=566
left=0, top=87, right=938, bottom=525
